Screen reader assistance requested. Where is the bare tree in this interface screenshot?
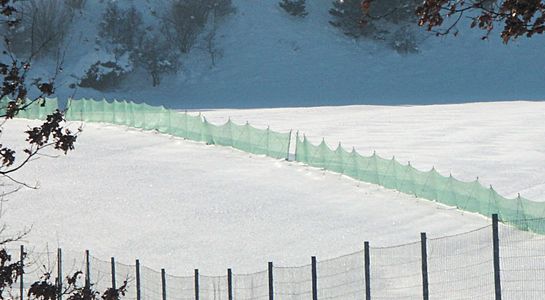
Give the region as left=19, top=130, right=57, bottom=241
left=133, top=33, right=179, bottom=87
left=0, top=2, right=129, bottom=299
left=161, top=0, right=212, bottom=54
left=4, top=0, right=74, bottom=58
left=362, top=0, right=545, bottom=43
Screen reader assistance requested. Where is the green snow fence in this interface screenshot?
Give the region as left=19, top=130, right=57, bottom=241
left=202, top=118, right=291, bottom=159
left=295, top=135, right=545, bottom=234
left=65, top=98, right=291, bottom=160
left=66, top=98, right=208, bottom=141
left=0, top=97, right=58, bottom=120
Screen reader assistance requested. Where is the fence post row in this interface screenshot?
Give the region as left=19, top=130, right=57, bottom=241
left=227, top=268, right=233, bottom=300
left=420, top=233, right=429, bottom=300
left=57, top=248, right=62, bottom=300
left=194, top=269, right=199, bottom=300
left=492, top=214, right=502, bottom=300
left=311, top=256, right=318, bottom=300
left=364, top=241, right=371, bottom=300
left=161, top=268, right=167, bottom=300
left=268, top=262, right=274, bottom=300
left=20, top=245, right=24, bottom=300
left=111, top=257, right=116, bottom=290
left=135, top=259, right=141, bottom=300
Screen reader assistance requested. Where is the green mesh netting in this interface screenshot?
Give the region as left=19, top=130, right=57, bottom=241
left=202, top=118, right=291, bottom=159
left=65, top=98, right=291, bottom=160
left=0, top=97, right=58, bottom=120
left=294, top=135, right=545, bottom=234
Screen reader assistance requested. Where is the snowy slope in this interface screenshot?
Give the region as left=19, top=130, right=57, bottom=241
left=203, top=101, right=545, bottom=201
left=2, top=101, right=541, bottom=275
left=25, top=0, right=545, bottom=108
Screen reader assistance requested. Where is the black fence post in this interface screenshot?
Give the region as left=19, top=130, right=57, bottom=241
left=57, top=248, right=62, bottom=300
left=311, top=256, right=318, bottom=300
left=161, top=268, right=167, bottom=300
left=194, top=269, right=199, bottom=300
left=85, top=250, right=90, bottom=290
left=20, top=245, right=24, bottom=300
left=227, top=268, right=233, bottom=300
left=111, top=257, right=116, bottom=290
left=421, top=233, right=429, bottom=300
left=492, top=214, right=502, bottom=300
left=268, top=262, right=274, bottom=300
left=135, top=259, right=141, bottom=300
left=364, top=241, right=371, bottom=300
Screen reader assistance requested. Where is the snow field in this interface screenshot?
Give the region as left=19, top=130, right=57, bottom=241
left=1, top=112, right=492, bottom=276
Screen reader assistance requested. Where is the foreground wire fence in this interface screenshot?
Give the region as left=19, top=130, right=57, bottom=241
left=11, top=215, right=545, bottom=300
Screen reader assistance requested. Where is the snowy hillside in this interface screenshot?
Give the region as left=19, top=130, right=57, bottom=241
left=3, top=101, right=543, bottom=275
left=19, top=0, right=545, bottom=108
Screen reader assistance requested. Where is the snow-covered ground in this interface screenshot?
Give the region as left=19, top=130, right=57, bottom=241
left=203, top=101, right=545, bottom=201
left=2, top=101, right=542, bottom=276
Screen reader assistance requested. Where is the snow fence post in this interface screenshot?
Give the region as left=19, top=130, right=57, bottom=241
left=20, top=245, right=24, bottom=300
left=294, top=131, right=299, bottom=162
left=311, top=256, right=318, bottom=300
left=268, top=262, right=274, bottom=300
left=492, top=214, right=502, bottom=300
left=364, top=242, right=371, bottom=300
left=57, top=248, right=62, bottom=300
left=194, top=269, right=199, bottom=300
left=161, top=268, right=167, bottom=300
left=227, top=268, right=233, bottom=300
left=421, top=233, right=429, bottom=300
left=111, top=257, right=116, bottom=290
left=286, top=130, right=292, bottom=161
left=135, top=259, right=141, bottom=300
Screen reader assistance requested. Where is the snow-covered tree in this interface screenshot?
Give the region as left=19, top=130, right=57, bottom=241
left=133, top=34, right=179, bottom=87
left=279, top=0, right=308, bottom=17
left=330, top=0, right=421, bottom=53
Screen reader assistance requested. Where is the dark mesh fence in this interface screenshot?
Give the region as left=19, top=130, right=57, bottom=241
left=370, top=242, right=422, bottom=299
left=316, top=250, right=365, bottom=299
left=200, top=274, right=228, bottom=300
left=232, top=270, right=269, bottom=300
left=164, top=274, right=194, bottom=300
left=499, top=219, right=545, bottom=299
left=273, top=264, right=313, bottom=299
left=428, top=226, right=495, bottom=299
left=10, top=217, right=545, bottom=299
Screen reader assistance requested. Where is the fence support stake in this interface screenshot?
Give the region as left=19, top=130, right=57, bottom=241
left=268, top=262, right=274, bottom=300
left=311, top=256, right=318, bottom=300
left=161, top=268, right=167, bottom=300
left=85, top=250, right=90, bottom=290
left=286, top=130, right=293, bottom=161
left=194, top=269, right=199, bottom=300
left=135, top=260, right=141, bottom=300
left=111, top=257, right=116, bottom=290
left=421, top=233, right=429, bottom=300
left=492, top=214, right=502, bottom=300
left=227, top=268, right=233, bottom=300
left=20, top=245, right=24, bottom=300
left=294, top=131, right=299, bottom=161
left=364, top=241, right=371, bottom=300
left=57, top=248, right=62, bottom=300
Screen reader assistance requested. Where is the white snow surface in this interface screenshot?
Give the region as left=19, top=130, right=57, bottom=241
left=2, top=101, right=543, bottom=276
